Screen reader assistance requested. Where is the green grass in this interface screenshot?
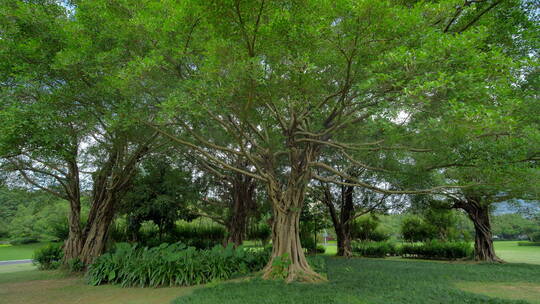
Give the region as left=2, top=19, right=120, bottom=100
left=492, top=241, right=540, bottom=265
left=0, top=242, right=49, bottom=261
left=173, top=257, right=540, bottom=304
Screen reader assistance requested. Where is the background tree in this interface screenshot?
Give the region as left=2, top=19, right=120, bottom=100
left=120, top=156, right=201, bottom=242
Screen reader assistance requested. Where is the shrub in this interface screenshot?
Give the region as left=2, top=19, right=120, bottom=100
left=400, top=240, right=472, bottom=260
left=300, top=234, right=318, bottom=254
left=247, top=223, right=271, bottom=245
left=352, top=215, right=390, bottom=242
left=33, top=243, right=63, bottom=270
left=68, top=258, right=85, bottom=272
left=529, top=231, right=540, bottom=242
left=316, top=244, right=326, bottom=254
left=400, top=216, right=436, bottom=242
left=87, top=243, right=270, bottom=287
left=10, top=237, right=39, bottom=245
left=352, top=241, right=396, bottom=257
left=517, top=241, right=540, bottom=246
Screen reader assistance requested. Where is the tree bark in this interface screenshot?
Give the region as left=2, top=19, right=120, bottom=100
left=457, top=198, right=502, bottom=263
left=324, top=184, right=354, bottom=257
left=80, top=195, right=116, bottom=265
left=63, top=198, right=83, bottom=261
left=262, top=182, right=325, bottom=283
left=226, top=174, right=256, bottom=247
left=63, top=159, right=83, bottom=263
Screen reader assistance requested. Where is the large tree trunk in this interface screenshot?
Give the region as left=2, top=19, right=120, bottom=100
left=226, top=174, right=256, bottom=247
left=79, top=195, right=115, bottom=265
left=458, top=198, right=502, bottom=263
left=262, top=183, right=325, bottom=283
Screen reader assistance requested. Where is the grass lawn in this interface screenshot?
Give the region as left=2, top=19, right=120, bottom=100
left=173, top=258, right=540, bottom=304
left=0, top=242, right=49, bottom=261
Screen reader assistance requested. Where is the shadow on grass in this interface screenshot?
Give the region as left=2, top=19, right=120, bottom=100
left=173, top=257, right=540, bottom=304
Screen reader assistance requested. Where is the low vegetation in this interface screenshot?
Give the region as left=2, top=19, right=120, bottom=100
left=400, top=241, right=473, bottom=260
left=87, top=243, right=270, bottom=287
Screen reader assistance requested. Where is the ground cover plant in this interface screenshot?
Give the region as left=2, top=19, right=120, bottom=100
left=87, top=243, right=270, bottom=287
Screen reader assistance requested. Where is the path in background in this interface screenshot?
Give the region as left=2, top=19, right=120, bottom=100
left=0, top=259, right=32, bottom=266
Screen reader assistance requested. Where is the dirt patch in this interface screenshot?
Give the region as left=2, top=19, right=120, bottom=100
left=0, top=276, right=193, bottom=304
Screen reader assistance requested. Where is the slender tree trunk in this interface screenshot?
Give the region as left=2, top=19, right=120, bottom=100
left=324, top=184, right=354, bottom=257
left=63, top=159, right=83, bottom=263
left=262, top=183, right=325, bottom=282
left=458, top=198, right=502, bottom=263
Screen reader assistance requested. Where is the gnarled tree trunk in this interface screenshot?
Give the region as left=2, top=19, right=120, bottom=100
left=63, top=198, right=83, bottom=261
left=457, top=197, right=502, bottom=263
left=262, top=181, right=325, bottom=283
left=80, top=194, right=116, bottom=265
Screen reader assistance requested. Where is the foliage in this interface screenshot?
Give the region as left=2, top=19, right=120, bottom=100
left=9, top=237, right=39, bottom=245
left=351, top=241, right=396, bottom=257
left=268, top=253, right=292, bottom=280
left=400, top=216, right=436, bottom=242
left=530, top=231, right=540, bottom=242
left=352, top=215, right=391, bottom=242
left=400, top=241, right=473, bottom=260
left=517, top=242, right=540, bottom=247
left=67, top=258, right=85, bottom=272
left=33, top=243, right=63, bottom=270
left=247, top=223, right=271, bottom=245
left=121, top=158, right=201, bottom=242
left=87, top=243, right=270, bottom=287
left=492, top=213, right=537, bottom=240
left=174, top=258, right=540, bottom=304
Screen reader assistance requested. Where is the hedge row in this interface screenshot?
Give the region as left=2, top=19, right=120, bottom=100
left=351, top=241, right=473, bottom=260
left=517, top=241, right=540, bottom=246
left=400, top=241, right=472, bottom=259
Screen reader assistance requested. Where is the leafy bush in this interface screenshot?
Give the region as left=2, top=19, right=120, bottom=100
left=517, top=241, right=540, bottom=246
left=10, top=237, right=39, bottom=245
left=529, top=231, right=540, bottom=242
left=316, top=244, right=326, bottom=254
left=128, top=222, right=227, bottom=249
left=87, top=243, right=270, bottom=287
left=400, top=240, right=472, bottom=260
left=352, top=215, right=390, bottom=242
left=352, top=241, right=396, bottom=257
left=247, top=223, right=271, bottom=245
left=33, top=243, right=63, bottom=270
left=400, top=216, right=436, bottom=242
left=68, top=258, right=85, bottom=272
left=300, top=235, right=318, bottom=254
